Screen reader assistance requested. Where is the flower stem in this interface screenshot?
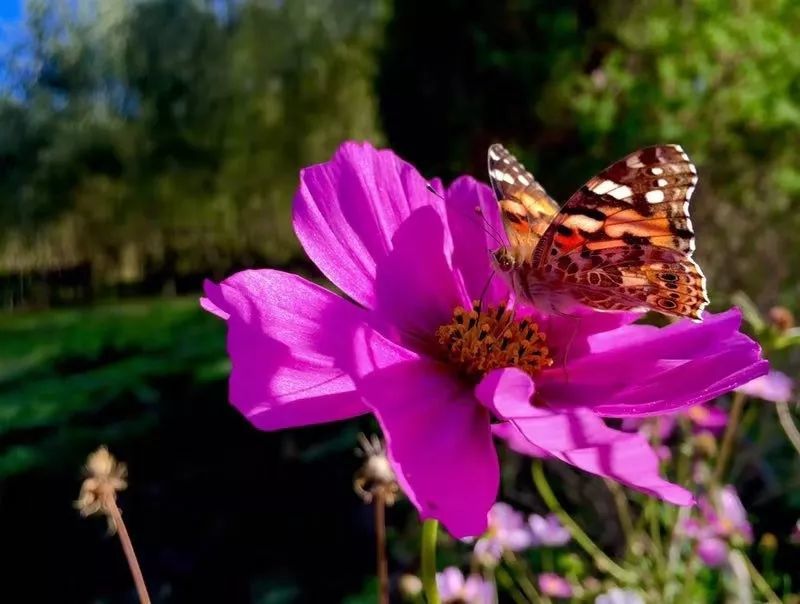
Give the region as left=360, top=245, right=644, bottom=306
left=743, top=553, right=781, bottom=604
left=604, top=479, right=635, bottom=547
left=531, top=461, right=635, bottom=584
left=713, top=391, right=747, bottom=484
left=420, top=519, right=440, bottom=604
left=776, top=401, right=800, bottom=457
left=103, top=494, right=151, bottom=604
left=374, top=492, right=389, bottom=604
left=495, top=565, right=530, bottom=604
left=504, top=552, right=548, bottom=604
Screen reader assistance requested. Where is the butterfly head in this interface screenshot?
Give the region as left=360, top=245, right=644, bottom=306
left=491, top=246, right=518, bottom=273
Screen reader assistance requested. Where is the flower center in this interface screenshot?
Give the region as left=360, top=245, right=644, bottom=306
left=435, top=301, right=553, bottom=380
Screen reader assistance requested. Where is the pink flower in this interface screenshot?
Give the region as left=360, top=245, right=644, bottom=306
left=701, top=485, right=753, bottom=544
left=529, top=513, right=571, bottom=547
left=474, top=502, right=532, bottom=564
left=538, top=573, right=573, bottom=599
left=622, top=402, right=729, bottom=441
left=737, top=369, right=793, bottom=402
left=436, top=567, right=493, bottom=604
left=202, top=142, right=767, bottom=538
left=697, top=536, right=728, bottom=567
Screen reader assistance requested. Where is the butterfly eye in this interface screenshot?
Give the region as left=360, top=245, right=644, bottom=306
left=493, top=249, right=515, bottom=272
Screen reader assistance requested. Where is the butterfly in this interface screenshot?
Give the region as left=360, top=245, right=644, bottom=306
left=487, top=143, right=709, bottom=321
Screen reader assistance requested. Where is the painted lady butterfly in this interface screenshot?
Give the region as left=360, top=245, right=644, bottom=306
left=488, top=143, right=709, bottom=321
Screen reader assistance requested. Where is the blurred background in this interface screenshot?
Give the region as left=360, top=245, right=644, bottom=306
left=1, top=0, right=799, bottom=602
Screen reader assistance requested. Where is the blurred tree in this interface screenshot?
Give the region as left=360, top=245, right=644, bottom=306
left=0, top=0, right=386, bottom=286
left=378, top=0, right=800, bottom=306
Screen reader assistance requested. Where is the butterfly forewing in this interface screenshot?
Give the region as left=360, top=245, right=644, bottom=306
left=495, top=143, right=709, bottom=321
left=488, top=144, right=559, bottom=255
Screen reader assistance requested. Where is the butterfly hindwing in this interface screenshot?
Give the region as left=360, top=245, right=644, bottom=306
left=529, top=145, right=709, bottom=320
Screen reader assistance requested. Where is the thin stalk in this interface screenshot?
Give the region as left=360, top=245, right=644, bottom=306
left=713, top=391, right=747, bottom=484
left=743, top=554, right=781, bottom=604
left=374, top=492, right=389, bottom=604
left=421, top=519, right=440, bottom=604
left=776, top=401, right=800, bottom=457
left=604, top=479, right=635, bottom=547
left=103, top=494, right=151, bottom=604
left=495, top=565, right=529, bottom=604
left=504, top=552, right=548, bottom=604
left=531, top=461, right=635, bottom=584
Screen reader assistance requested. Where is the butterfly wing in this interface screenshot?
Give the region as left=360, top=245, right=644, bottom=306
left=533, top=145, right=709, bottom=320
left=488, top=144, right=560, bottom=256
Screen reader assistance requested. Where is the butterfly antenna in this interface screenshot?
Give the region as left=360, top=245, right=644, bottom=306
left=425, top=182, right=504, bottom=247
left=561, top=315, right=582, bottom=383
left=476, top=271, right=497, bottom=311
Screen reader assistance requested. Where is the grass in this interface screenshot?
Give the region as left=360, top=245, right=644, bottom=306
left=0, top=297, right=228, bottom=477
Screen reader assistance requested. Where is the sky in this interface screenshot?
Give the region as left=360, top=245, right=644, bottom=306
left=0, top=1, right=22, bottom=24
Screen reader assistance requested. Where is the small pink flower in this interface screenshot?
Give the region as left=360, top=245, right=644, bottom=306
left=737, top=369, right=793, bottom=402
left=538, top=573, right=573, bottom=599
left=436, top=567, right=493, bottom=604
left=529, top=514, right=571, bottom=547
left=697, top=536, right=728, bottom=567
left=202, top=142, right=767, bottom=537
left=474, top=502, right=532, bottom=563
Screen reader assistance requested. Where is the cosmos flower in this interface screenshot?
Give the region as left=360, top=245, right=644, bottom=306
left=473, top=502, right=532, bottom=564
left=202, top=141, right=767, bottom=537
left=529, top=513, right=571, bottom=547
left=696, top=536, right=728, bottom=567
left=538, top=573, right=573, bottom=599
left=736, top=369, right=793, bottom=402
left=700, top=485, right=753, bottom=544
left=436, top=567, right=493, bottom=604
left=621, top=402, right=729, bottom=441
left=679, top=484, right=752, bottom=565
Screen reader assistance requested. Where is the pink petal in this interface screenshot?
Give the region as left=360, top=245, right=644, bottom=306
left=292, top=141, right=451, bottom=311
left=478, top=369, right=692, bottom=505
left=358, top=359, right=499, bottom=538
left=373, top=206, right=469, bottom=346
left=539, top=309, right=768, bottom=416
left=443, top=176, right=511, bottom=306
left=201, top=270, right=382, bottom=430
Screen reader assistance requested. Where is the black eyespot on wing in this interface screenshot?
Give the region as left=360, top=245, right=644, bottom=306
left=556, top=225, right=572, bottom=236
left=622, top=233, right=649, bottom=245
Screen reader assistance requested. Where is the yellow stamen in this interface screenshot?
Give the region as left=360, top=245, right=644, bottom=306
left=436, top=301, right=553, bottom=380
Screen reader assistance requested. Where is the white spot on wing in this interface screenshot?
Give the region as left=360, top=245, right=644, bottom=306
left=645, top=190, right=665, bottom=204
left=686, top=186, right=696, bottom=200
left=565, top=215, right=603, bottom=232
left=657, top=178, right=668, bottom=187
left=589, top=179, right=618, bottom=195
left=517, top=174, right=530, bottom=186
left=608, top=185, right=633, bottom=200
left=489, top=149, right=501, bottom=161
left=688, top=163, right=697, bottom=174
left=650, top=167, right=664, bottom=175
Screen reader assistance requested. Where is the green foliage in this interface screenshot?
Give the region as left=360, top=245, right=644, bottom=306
left=0, top=0, right=386, bottom=277
left=0, top=297, right=227, bottom=476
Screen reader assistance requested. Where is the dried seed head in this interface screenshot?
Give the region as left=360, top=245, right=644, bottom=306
left=354, top=434, right=400, bottom=506
left=75, top=446, right=128, bottom=532
left=768, top=306, right=795, bottom=333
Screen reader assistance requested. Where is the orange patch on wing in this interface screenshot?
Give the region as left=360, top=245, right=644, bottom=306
left=585, top=239, right=626, bottom=251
